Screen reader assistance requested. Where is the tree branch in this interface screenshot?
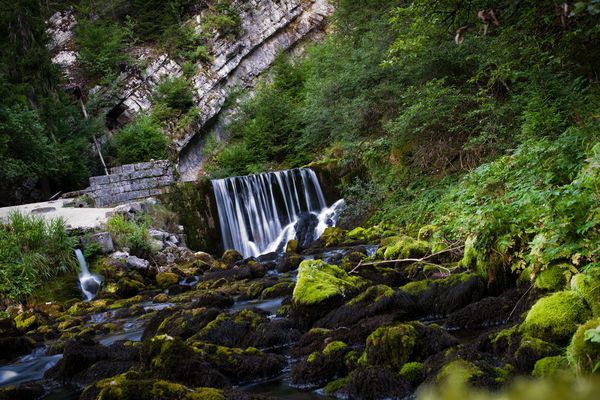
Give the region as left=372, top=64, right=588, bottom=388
left=348, top=245, right=465, bottom=274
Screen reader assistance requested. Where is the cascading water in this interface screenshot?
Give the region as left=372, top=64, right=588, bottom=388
left=212, top=168, right=345, bottom=258
left=75, top=249, right=102, bottom=301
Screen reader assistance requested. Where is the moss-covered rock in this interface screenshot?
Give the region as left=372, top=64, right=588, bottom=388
left=383, top=236, right=430, bottom=260
left=566, top=317, right=600, bottom=374
left=533, top=355, right=570, bottom=377
left=221, top=249, right=243, bottom=265
left=156, top=272, right=180, bottom=289
left=285, top=239, right=299, bottom=253
left=436, top=359, right=483, bottom=386
left=399, top=273, right=486, bottom=316
left=364, top=321, right=457, bottom=370
left=116, top=278, right=145, bottom=298
left=520, top=291, right=591, bottom=344
left=399, top=361, right=425, bottom=386
left=291, top=340, right=350, bottom=386
left=535, top=265, right=569, bottom=291
left=320, top=227, right=347, bottom=247
left=84, top=371, right=226, bottom=400
left=141, top=335, right=227, bottom=388
left=14, top=311, right=41, bottom=333
left=571, top=269, right=600, bottom=317
left=292, top=260, right=364, bottom=306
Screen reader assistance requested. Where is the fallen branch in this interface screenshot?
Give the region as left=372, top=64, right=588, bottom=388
left=348, top=245, right=464, bottom=275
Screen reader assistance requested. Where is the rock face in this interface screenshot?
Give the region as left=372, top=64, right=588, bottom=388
left=179, top=0, right=333, bottom=181
left=47, top=0, right=333, bottom=182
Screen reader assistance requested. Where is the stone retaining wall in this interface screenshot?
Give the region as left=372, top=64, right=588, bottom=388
left=88, top=160, right=175, bottom=207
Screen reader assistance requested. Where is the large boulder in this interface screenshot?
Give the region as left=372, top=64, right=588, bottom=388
left=520, top=290, right=591, bottom=345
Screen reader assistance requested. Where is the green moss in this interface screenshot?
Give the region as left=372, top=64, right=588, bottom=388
left=221, top=249, right=243, bottom=265
left=320, top=227, right=347, bottom=247
left=533, top=356, right=570, bottom=377
left=399, top=361, right=425, bottom=385
left=292, top=260, right=364, bottom=306
left=459, top=236, right=479, bottom=269
left=324, top=377, right=349, bottom=395
left=567, top=317, right=600, bottom=374
left=307, top=352, right=319, bottom=363
left=383, top=236, right=429, bottom=260
left=93, top=371, right=224, bottom=400
left=571, top=269, right=600, bottom=317
left=285, top=239, right=299, bottom=253
left=347, top=227, right=366, bottom=240
left=348, top=285, right=394, bottom=306
left=493, top=363, right=515, bottom=384
left=323, top=341, right=347, bottom=356
left=520, top=291, right=591, bottom=344
left=400, top=273, right=475, bottom=297
left=535, top=265, right=569, bottom=291
left=14, top=312, right=37, bottom=332
left=515, top=336, right=559, bottom=366
left=156, top=272, right=180, bottom=289
left=365, top=323, right=418, bottom=370
left=436, top=359, right=483, bottom=386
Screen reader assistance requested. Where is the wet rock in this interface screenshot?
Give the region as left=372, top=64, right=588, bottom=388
left=204, top=265, right=253, bottom=282
left=292, top=340, right=350, bottom=387
left=399, top=273, right=486, bottom=317
left=0, top=336, right=36, bottom=362
left=0, top=382, right=44, bottom=400
left=156, top=272, right=180, bottom=289
left=445, top=288, right=541, bottom=330
left=276, top=253, right=303, bottom=273
left=193, top=310, right=267, bottom=348
left=81, top=373, right=228, bottom=400
left=363, top=321, right=458, bottom=370
left=343, top=367, right=411, bottom=400
left=190, top=341, right=286, bottom=384
left=222, top=249, right=243, bottom=265
left=315, top=285, right=416, bottom=329
left=116, top=278, right=145, bottom=298
left=142, top=307, right=220, bottom=340
left=46, top=340, right=140, bottom=384
left=291, top=260, right=365, bottom=326
left=294, top=212, right=319, bottom=248
left=140, top=335, right=225, bottom=387
left=260, top=282, right=294, bottom=299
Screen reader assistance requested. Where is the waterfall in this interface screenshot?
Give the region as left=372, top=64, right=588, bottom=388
left=75, top=249, right=102, bottom=301
left=212, top=168, right=344, bottom=258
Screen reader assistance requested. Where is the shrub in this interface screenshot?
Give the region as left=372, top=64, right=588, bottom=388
left=106, top=215, right=152, bottom=258
left=114, top=115, right=169, bottom=164
left=0, top=213, right=76, bottom=301
left=203, top=0, right=242, bottom=38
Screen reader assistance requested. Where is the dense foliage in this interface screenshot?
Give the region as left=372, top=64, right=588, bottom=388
left=0, top=213, right=76, bottom=301
left=114, top=115, right=169, bottom=164
left=206, top=0, right=600, bottom=281
left=0, top=0, right=104, bottom=206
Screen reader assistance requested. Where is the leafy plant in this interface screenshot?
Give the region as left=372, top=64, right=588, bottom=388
left=106, top=215, right=152, bottom=258
left=114, top=115, right=169, bottom=164
left=0, top=212, right=76, bottom=301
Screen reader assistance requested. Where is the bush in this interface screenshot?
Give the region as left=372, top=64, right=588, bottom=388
left=203, top=0, right=242, bottom=38
left=151, top=77, right=195, bottom=121
left=114, top=115, right=169, bottom=164
left=105, top=215, right=152, bottom=258
left=0, top=213, right=76, bottom=301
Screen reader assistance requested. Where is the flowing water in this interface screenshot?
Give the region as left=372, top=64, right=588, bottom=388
left=212, top=168, right=344, bottom=258
left=75, top=249, right=102, bottom=301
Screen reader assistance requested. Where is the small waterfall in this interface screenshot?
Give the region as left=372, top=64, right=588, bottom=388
left=75, top=249, right=102, bottom=301
left=212, top=168, right=344, bottom=258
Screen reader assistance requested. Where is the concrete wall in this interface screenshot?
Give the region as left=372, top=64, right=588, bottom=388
left=88, top=160, right=175, bottom=207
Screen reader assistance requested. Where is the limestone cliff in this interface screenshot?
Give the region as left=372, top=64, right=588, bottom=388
left=47, top=0, right=333, bottom=182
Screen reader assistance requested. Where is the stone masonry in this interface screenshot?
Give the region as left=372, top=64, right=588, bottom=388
left=88, top=160, right=175, bottom=207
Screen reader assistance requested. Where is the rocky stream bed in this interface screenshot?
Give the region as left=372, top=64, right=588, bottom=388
left=0, top=224, right=586, bottom=400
